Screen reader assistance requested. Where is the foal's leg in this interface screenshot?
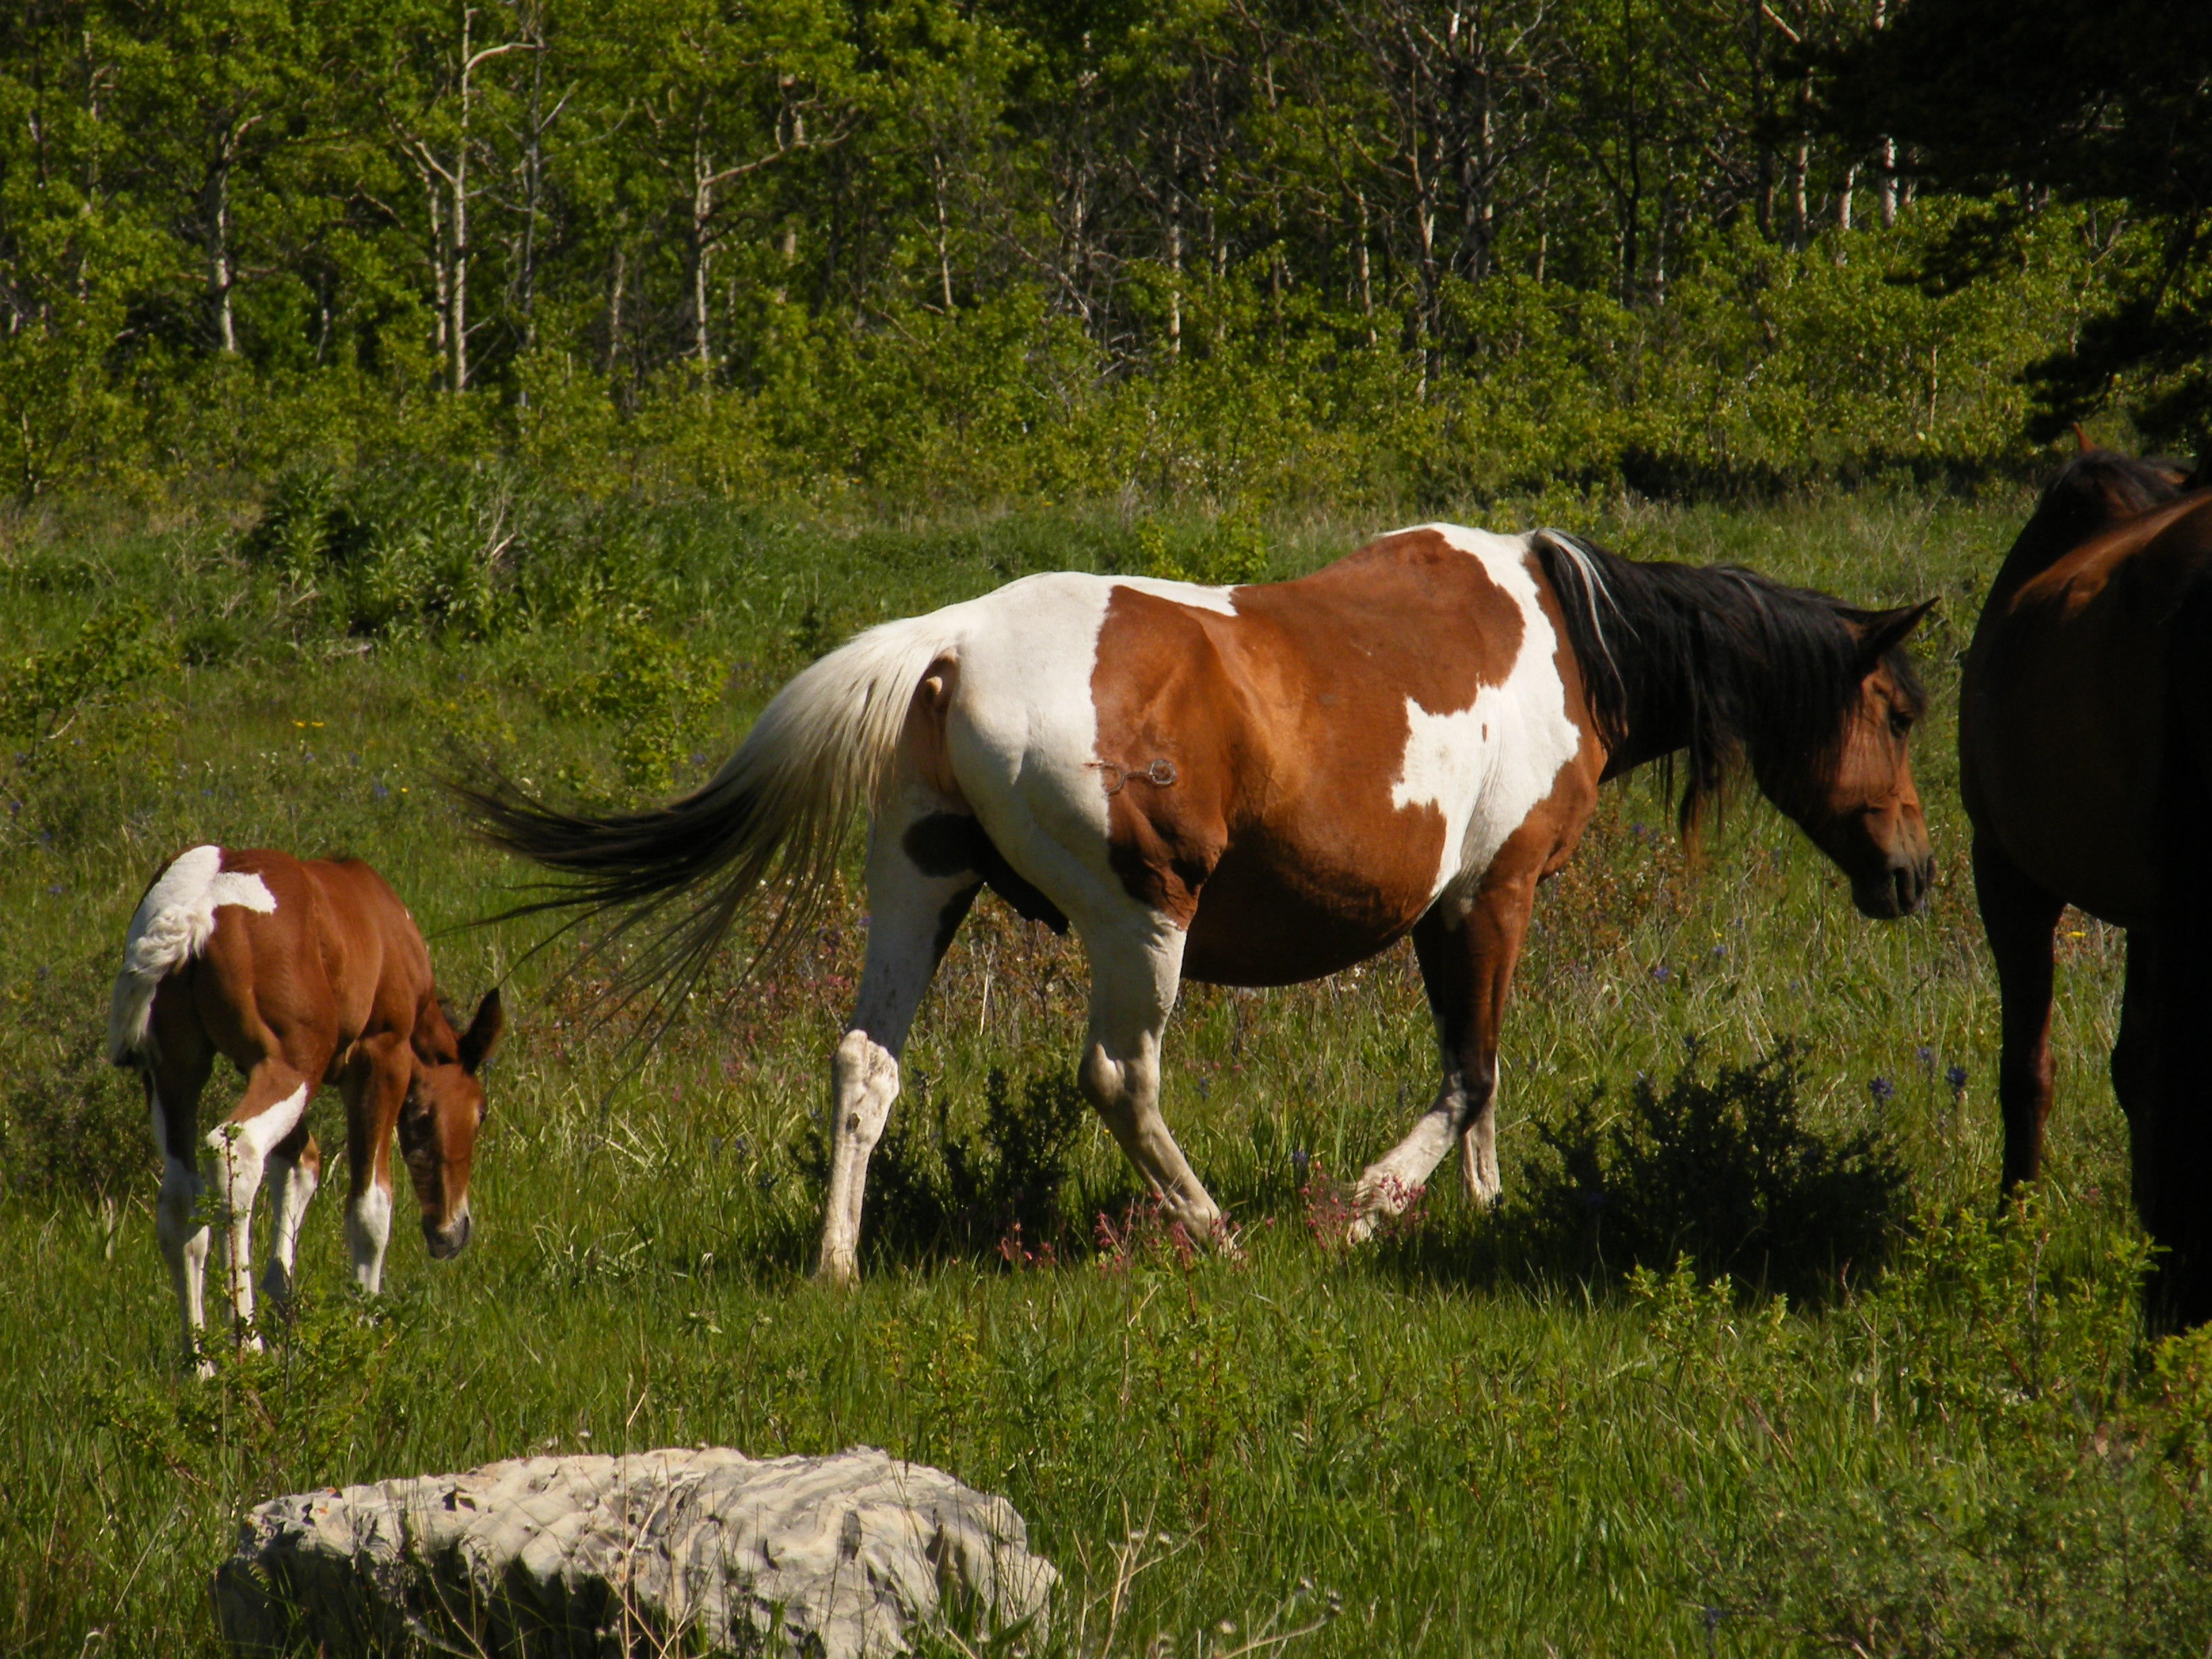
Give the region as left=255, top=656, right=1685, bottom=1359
left=208, top=1059, right=316, bottom=1338
left=815, top=795, right=983, bottom=1286
left=147, top=1023, right=216, bottom=1367
left=342, top=1036, right=409, bottom=1294
left=1351, top=867, right=1536, bottom=1238
left=258, top=1124, right=322, bottom=1307
left=1973, top=836, right=2067, bottom=1189
left=1076, top=914, right=1223, bottom=1244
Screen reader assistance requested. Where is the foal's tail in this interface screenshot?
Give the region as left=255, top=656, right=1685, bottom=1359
left=457, top=610, right=966, bottom=1020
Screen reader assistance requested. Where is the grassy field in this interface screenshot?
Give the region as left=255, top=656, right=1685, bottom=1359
left=3, top=484, right=2209, bottom=1657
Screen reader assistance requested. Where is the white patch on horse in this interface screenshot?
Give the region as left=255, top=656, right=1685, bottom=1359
left=1107, top=575, right=1241, bottom=617
left=108, top=845, right=276, bottom=1064
left=1388, top=526, right=1584, bottom=906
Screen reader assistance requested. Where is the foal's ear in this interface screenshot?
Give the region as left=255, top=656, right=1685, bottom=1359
left=1851, top=598, right=1937, bottom=668
left=459, top=987, right=505, bottom=1073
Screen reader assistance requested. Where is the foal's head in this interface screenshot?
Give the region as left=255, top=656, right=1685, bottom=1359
left=1750, top=602, right=1937, bottom=919
left=403, top=988, right=504, bottom=1258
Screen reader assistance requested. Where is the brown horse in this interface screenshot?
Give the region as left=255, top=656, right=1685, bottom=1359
left=466, top=525, right=1932, bottom=1284
left=108, top=846, right=502, bottom=1364
left=1961, top=445, right=2212, bottom=1323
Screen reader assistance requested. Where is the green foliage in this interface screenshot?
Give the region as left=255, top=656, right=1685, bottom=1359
left=0, top=602, right=173, bottom=780
left=1134, top=516, right=1271, bottom=586
left=831, top=1065, right=1096, bottom=1267
left=1511, top=1040, right=1910, bottom=1303
left=545, top=616, right=724, bottom=795
left=1710, top=1198, right=2212, bottom=1658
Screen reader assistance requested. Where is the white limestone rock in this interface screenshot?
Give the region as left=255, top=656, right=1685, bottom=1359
left=213, top=1444, right=1057, bottom=1657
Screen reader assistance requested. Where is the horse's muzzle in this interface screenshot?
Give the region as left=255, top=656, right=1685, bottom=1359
left=1853, top=856, right=1933, bottom=920
left=424, top=1206, right=472, bottom=1259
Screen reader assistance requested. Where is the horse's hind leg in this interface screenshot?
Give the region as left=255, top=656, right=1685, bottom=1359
left=146, top=995, right=216, bottom=1367
left=1973, top=836, right=2066, bottom=1188
left=258, top=1124, right=322, bottom=1308
left=1076, top=914, right=1224, bottom=1246
left=815, top=789, right=983, bottom=1286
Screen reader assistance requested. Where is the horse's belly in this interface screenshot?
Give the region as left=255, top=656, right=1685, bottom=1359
left=1179, top=839, right=1439, bottom=986
left=1964, top=613, right=2165, bottom=924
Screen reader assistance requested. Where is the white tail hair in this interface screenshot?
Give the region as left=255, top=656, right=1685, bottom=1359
left=460, top=607, right=970, bottom=1021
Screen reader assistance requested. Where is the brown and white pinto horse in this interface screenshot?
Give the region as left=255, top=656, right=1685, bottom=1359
left=1961, top=445, right=2212, bottom=1323
left=109, top=846, right=502, bottom=1361
left=467, top=525, right=1931, bottom=1284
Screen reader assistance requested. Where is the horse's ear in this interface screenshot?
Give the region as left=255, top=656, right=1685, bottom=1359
left=1851, top=598, right=1937, bottom=668
left=2072, top=421, right=2093, bottom=454
left=459, top=987, right=505, bottom=1073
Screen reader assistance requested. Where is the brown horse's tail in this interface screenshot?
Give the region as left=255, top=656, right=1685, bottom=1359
left=2150, top=564, right=2212, bottom=1327
left=455, top=610, right=966, bottom=1026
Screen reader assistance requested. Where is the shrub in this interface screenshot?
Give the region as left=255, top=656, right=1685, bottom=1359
left=813, top=1065, right=1092, bottom=1267
left=1510, top=1040, right=1909, bottom=1303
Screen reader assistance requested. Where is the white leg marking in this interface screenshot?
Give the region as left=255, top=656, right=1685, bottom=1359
left=1076, top=915, right=1225, bottom=1244
left=260, top=1155, right=320, bottom=1305
left=155, top=1152, right=210, bottom=1353
left=207, top=1084, right=308, bottom=1335
left=816, top=787, right=980, bottom=1287
left=348, top=1181, right=394, bottom=1294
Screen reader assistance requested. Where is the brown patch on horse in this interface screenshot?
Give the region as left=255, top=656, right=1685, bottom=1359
left=899, top=656, right=966, bottom=804
left=1088, top=529, right=1547, bottom=985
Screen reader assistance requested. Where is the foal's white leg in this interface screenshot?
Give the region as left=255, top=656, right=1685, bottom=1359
left=150, top=1090, right=211, bottom=1365
left=1076, top=916, right=1225, bottom=1244
left=815, top=796, right=981, bottom=1286
left=347, top=1177, right=394, bottom=1294
left=208, top=1079, right=309, bottom=1340
left=259, top=1147, right=319, bottom=1305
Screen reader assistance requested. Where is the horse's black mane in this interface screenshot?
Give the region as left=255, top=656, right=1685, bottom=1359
left=2026, top=448, right=2196, bottom=552
left=1532, top=532, right=1922, bottom=830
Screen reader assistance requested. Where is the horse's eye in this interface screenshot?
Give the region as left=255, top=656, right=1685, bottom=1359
left=1888, top=709, right=1914, bottom=737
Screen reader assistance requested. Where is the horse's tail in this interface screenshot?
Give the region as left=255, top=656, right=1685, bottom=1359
left=107, top=844, right=277, bottom=1067
left=457, top=609, right=967, bottom=1019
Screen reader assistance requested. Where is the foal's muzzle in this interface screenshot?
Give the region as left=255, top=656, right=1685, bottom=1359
left=424, top=1205, right=472, bottom=1259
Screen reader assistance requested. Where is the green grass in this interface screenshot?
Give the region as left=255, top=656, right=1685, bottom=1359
left=3, top=487, right=2206, bottom=1657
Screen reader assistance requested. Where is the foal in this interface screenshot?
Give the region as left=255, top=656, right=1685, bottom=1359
left=109, top=845, right=501, bottom=1361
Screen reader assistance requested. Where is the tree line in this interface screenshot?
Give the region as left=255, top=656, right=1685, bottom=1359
left=0, top=0, right=2199, bottom=504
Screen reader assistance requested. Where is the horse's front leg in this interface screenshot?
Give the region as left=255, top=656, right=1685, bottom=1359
left=208, top=1059, right=316, bottom=1340
left=1351, top=866, right=1537, bottom=1238
left=816, top=793, right=985, bottom=1287
left=1973, top=836, right=2066, bottom=1189
left=341, top=1036, right=409, bottom=1294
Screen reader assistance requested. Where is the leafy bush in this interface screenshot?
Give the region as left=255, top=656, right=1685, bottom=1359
left=1704, top=1200, right=2212, bottom=1658
left=817, top=1066, right=1094, bottom=1268
left=1510, top=1040, right=1909, bottom=1303
left=0, top=602, right=170, bottom=758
